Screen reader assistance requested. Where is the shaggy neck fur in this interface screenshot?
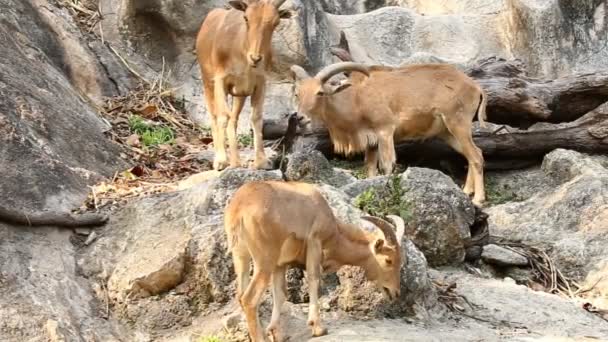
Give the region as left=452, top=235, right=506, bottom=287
left=316, top=92, right=378, bottom=156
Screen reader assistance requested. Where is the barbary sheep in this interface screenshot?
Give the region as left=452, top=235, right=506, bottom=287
left=290, top=62, right=487, bottom=205
left=225, top=180, right=405, bottom=341
left=196, top=0, right=292, bottom=171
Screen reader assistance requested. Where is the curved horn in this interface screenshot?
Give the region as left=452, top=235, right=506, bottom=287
left=386, top=215, right=405, bottom=246
left=272, top=0, right=287, bottom=7
left=315, top=62, right=370, bottom=84
left=290, top=65, right=310, bottom=81
left=361, top=216, right=399, bottom=247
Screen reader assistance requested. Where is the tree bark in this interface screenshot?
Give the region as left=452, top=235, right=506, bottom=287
left=329, top=31, right=608, bottom=128
left=264, top=111, right=608, bottom=170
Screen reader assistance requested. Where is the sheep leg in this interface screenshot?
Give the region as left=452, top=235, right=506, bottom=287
left=442, top=118, right=485, bottom=205
left=233, top=249, right=252, bottom=307
left=251, top=78, right=272, bottom=170
left=364, top=146, right=379, bottom=177
left=306, top=239, right=327, bottom=337
left=441, top=134, right=474, bottom=195
left=213, top=78, right=230, bottom=170
left=377, top=131, right=396, bottom=175
left=266, top=266, right=288, bottom=342
left=241, top=269, right=271, bottom=342
left=228, top=96, right=247, bottom=168
left=463, top=166, right=475, bottom=196
left=203, top=81, right=221, bottom=168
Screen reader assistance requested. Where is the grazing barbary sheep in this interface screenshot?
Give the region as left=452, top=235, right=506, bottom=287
left=195, top=0, right=292, bottom=171
left=224, top=180, right=405, bottom=341
left=290, top=62, right=488, bottom=205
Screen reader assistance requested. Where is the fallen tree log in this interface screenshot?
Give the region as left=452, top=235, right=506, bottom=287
left=266, top=110, right=608, bottom=170
left=0, top=206, right=109, bottom=227
left=329, top=31, right=608, bottom=128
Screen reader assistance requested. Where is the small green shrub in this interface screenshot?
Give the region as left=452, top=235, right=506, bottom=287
left=355, top=175, right=412, bottom=221
left=485, top=178, right=522, bottom=205
left=198, top=335, right=222, bottom=342
left=128, top=115, right=175, bottom=147
left=238, top=132, right=253, bottom=147
left=329, top=159, right=366, bottom=179
left=198, top=124, right=212, bottom=136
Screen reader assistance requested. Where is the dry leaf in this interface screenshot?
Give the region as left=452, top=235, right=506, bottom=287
left=130, top=165, right=145, bottom=177
left=126, top=134, right=140, bottom=147
left=138, top=104, right=158, bottom=118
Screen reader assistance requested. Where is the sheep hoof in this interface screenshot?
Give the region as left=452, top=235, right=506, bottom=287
left=311, top=326, right=327, bottom=337
left=252, top=157, right=273, bottom=170
left=308, top=321, right=327, bottom=337
left=266, top=326, right=286, bottom=342
left=472, top=198, right=485, bottom=207
left=213, top=157, right=230, bottom=171
left=230, top=158, right=242, bottom=168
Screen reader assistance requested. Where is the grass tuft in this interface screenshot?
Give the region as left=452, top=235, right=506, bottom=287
left=128, top=115, right=175, bottom=148
left=355, top=174, right=412, bottom=221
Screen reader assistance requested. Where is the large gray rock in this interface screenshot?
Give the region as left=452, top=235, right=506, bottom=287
left=327, top=1, right=607, bottom=78
left=481, top=244, right=529, bottom=267
left=340, top=175, right=390, bottom=198
left=400, top=168, right=475, bottom=266
left=505, top=0, right=608, bottom=78
left=340, top=169, right=475, bottom=266
left=284, top=150, right=357, bottom=188
left=327, top=6, right=506, bottom=69
left=0, top=0, right=128, bottom=213
left=388, top=0, right=506, bottom=15
left=0, top=224, right=124, bottom=342
left=488, top=149, right=608, bottom=308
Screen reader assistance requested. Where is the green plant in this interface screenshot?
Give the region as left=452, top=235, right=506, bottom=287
left=198, top=336, right=222, bottom=342
left=238, top=132, right=253, bottom=147
left=128, top=115, right=175, bottom=148
left=198, top=124, right=212, bottom=136
left=329, top=159, right=366, bottom=179
left=485, top=178, right=522, bottom=206
left=355, top=175, right=412, bottom=221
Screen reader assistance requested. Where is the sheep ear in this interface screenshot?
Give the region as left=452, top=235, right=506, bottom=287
left=229, top=1, right=248, bottom=12
left=279, top=9, right=293, bottom=19
left=330, top=82, right=351, bottom=95
left=374, top=239, right=385, bottom=253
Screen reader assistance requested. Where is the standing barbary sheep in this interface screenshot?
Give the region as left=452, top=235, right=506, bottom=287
left=225, top=181, right=405, bottom=341
left=195, top=0, right=292, bottom=171
left=290, top=62, right=488, bottom=206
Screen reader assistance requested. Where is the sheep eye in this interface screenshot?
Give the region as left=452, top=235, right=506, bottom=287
left=243, top=16, right=248, bottom=22
left=385, top=259, right=393, bottom=266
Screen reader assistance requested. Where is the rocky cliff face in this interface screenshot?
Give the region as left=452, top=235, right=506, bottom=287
left=97, top=0, right=608, bottom=132
left=1, top=0, right=607, bottom=341
left=0, top=0, right=131, bottom=213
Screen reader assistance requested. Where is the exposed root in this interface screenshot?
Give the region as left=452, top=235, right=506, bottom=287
left=434, top=280, right=526, bottom=328
left=490, top=236, right=582, bottom=297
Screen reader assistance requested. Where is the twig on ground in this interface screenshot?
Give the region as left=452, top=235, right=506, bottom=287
left=108, top=45, right=150, bottom=84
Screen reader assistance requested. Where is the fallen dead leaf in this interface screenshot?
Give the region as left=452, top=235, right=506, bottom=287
left=126, top=134, right=140, bottom=147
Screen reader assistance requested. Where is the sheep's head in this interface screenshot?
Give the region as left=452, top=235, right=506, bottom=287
left=290, top=62, right=370, bottom=120
left=360, top=215, right=406, bottom=302
left=229, top=0, right=292, bottom=68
